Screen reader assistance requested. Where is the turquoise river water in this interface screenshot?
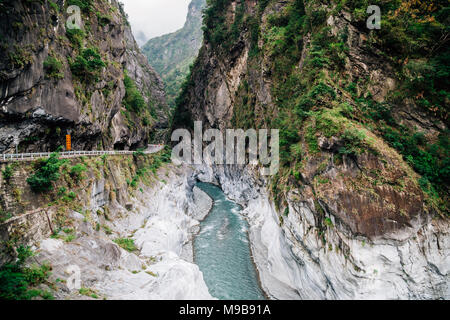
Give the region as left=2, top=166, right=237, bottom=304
left=194, top=182, right=266, bottom=300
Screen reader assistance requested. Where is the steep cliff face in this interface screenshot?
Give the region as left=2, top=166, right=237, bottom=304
left=0, top=0, right=169, bottom=153
left=176, top=0, right=449, bottom=299
left=0, top=153, right=213, bottom=299
left=142, top=0, right=206, bottom=109
left=195, top=164, right=448, bottom=299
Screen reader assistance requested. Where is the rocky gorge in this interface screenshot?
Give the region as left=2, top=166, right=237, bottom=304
left=0, top=0, right=448, bottom=300
left=35, top=164, right=215, bottom=300
left=0, top=151, right=215, bottom=299
left=173, top=0, right=450, bottom=300
left=1, top=155, right=447, bottom=299
left=197, top=164, right=449, bottom=299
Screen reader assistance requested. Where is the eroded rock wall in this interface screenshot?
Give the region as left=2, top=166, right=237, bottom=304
left=0, top=0, right=169, bottom=153
left=0, top=154, right=213, bottom=299
left=196, top=165, right=448, bottom=299
left=179, top=0, right=449, bottom=299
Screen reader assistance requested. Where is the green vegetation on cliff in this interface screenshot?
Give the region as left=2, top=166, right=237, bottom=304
left=114, top=238, right=138, bottom=252
left=142, top=0, right=206, bottom=108
left=180, top=0, right=449, bottom=215
left=27, top=151, right=67, bottom=193
left=0, top=246, right=53, bottom=300
left=43, top=55, right=64, bottom=79
left=70, top=47, right=106, bottom=83
left=123, top=72, right=146, bottom=113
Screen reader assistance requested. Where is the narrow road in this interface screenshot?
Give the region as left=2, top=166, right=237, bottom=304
left=0, top=145, right=165, bottom=163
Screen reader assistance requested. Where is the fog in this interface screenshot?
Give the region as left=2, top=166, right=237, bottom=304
left=120, top=0, right=191, bottom=46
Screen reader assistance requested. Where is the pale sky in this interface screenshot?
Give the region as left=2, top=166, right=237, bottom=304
left=120, top=0, right=191, bottom=46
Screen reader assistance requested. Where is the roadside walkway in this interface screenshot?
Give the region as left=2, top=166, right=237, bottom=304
left=0, top=145, right=165, bottom=162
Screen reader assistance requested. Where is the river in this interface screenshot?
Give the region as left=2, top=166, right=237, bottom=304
left=194, top=182, right=266, bottom=300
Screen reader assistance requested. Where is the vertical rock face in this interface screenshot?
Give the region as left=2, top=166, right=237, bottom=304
left=177, top=0, right=449, bottom=299
left=0, top=156, right=214, bottom=299
left=196, top=165, right=449, bottom=300
left=142, top=0, right=206, bottom=108
left=0, top=0, right=169, bottom=153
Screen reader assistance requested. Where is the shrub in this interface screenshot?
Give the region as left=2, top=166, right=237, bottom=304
left=309, top=82, right=336, bottom=104
left=67, top=0, right=93, bottom=13
left=0, top=246, right=53, bottom=300
left=102, top=225, right=112, bottom=235
left=65, top=234, right=75, bottom=242
left=79, top=287, right=98, bottom=299
left=48, top=1, right=59, bottom=13
left=114, top=238, right=137, bottom=252
left=66, top=28, right=85, bottom=49
left=67, top=191, right=77, bottom=200
left=142, top=116, right=151, bottom=126
left=338, top=128, right=366, bottom=156
left=43, top=55, right=64, bottom=79
left=383, top=126, right=449, bottom=201
left=309, top=8, right=327, bottom=27
left=69, top=164, right=87, bottom=182
left=27, top=152, right=66, bottom=193
left=2, top=165, right=13, bottom=182
left=324, top=217, right=334, bottom=228
left=57, top=187, right=67, bottom=196
left=149, top=147, right=172, bottom=171
left=8, top=46, right=32, bottom=69
left=279, top=121, right=301, bottom=164
left=96, top=12, right=112, bottom=27
left=402, top=53, right=449, bottom=121
left=70, top=47, right=105, bottom=82
left=123, top=72, right=146, bottom=113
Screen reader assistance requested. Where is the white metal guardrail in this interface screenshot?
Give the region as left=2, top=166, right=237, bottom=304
left=0, top=145, right=165, bottom=162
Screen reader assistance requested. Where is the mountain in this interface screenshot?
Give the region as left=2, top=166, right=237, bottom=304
left=0, top=0, right=169, bottom=153
left=142, top=0, right=206, bottom=108
left=174, top=0, right=449, bottom=299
